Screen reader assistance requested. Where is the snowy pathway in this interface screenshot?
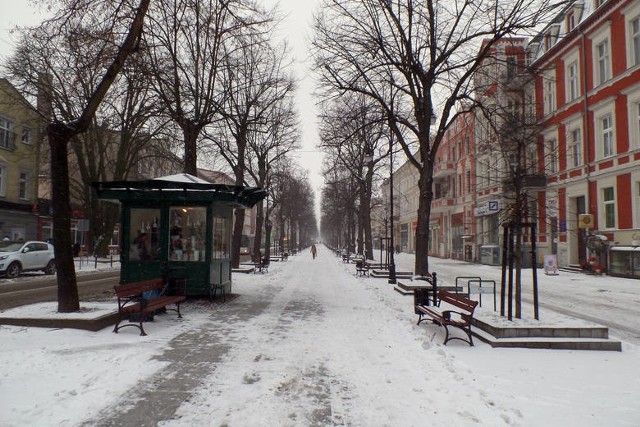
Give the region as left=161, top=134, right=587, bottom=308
left=11, top=244, right=637, bottom=426
left=152, top=245, right=524, bottom=426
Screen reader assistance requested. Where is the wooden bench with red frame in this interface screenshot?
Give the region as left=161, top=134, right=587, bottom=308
left=113, top=278, right=186, bottom=336
left=416, top=290, right=478, bottom=346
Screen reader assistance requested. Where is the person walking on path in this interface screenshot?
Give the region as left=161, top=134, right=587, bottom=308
left=310, top=244, right=317, bottom=259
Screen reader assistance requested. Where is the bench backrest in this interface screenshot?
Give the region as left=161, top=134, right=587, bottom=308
left=438, top=290, right=477, bottom=313
left=115, top=278, right=164, bottom=298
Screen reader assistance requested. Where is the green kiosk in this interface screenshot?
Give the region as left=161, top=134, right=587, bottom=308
left=92, top=173, right=266, bottom=296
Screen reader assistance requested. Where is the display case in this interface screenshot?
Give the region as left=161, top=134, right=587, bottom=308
left=608, top=246, right=640, bottom=279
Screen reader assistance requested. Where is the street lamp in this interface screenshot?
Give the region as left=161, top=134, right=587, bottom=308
left=388, top=131, right=397, bottom=284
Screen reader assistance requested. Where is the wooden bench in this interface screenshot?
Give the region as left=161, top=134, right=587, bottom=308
left=254, top=257, right=269, bottom=273
left=355, top=260, right=369, bottom=277
left=416, top=290, right=478, bottom=346
left=113, top=278, right=186, bottom=336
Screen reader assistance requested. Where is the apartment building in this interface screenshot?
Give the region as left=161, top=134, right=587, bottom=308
left=431, top=109, right=477, bottom=261
left=366, top=1, right=640, bottom=278
left=531, top=0, right=640, bottom=277
left=0, top=78, right=42, bottom=241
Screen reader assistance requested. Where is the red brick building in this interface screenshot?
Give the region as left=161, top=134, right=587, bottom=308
left=531, top=0, right=640, bottom=276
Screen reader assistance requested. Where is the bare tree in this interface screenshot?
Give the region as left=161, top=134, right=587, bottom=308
left=475, top=58, right=544, bottom=319
left=207, top=31, right=295, bottom=267
left=5, top=0, right=150, bottom=312
left=318, top=94, right=387, bottom=259
left=320, top=163, right=354, bottom=251
left=269, top=165, right=317, bottom=255
left=245, top=91, right=300, bottom=261
left=312, top=0, right=564, bottom=276
left=142, top=0, right=270, bottom=174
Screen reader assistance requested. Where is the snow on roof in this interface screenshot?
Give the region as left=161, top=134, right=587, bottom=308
left=153, top=173, right=210, bottom=184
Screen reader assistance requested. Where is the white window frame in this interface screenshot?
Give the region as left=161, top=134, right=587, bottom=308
left=564, top=119, right=583, bottom=169
left=546, top=137, right=558, bottom=174
left=543, top=70, right=556, bottom=115
left=0, top=163, right=6, bottom=197
left=0, top=115, right=14, bottom=150
left=634, top=171, right=640, bottom=228
left=563, top=50, right=581, bottom=103
left=623, top=1, right=640, bottom=69
left=601, top=185, right=616, bottom=230
left=591, top=101, right=616, bottom=160
left=526, top=144, right=538, bottom=174
left=21, top=127, right=32, bottom=145
left=601, top=114, right=615, bottom=158
left=591, top=25, right=612, bottom=87
left=19, top=170, right=30, bottom=200
left=622, top=84, right=640, bottom=151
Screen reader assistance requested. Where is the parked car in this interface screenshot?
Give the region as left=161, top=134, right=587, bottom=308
left=0, top=241, right=56, bottom=278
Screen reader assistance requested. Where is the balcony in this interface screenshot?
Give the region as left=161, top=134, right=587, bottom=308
left=431, top=196, right=456, bottom=213
left=434, top=161, right=456, bottom=177
left=502, top=173, right=547, bottom=192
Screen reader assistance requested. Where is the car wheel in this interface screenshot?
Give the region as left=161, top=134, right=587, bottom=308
left=44, top=260, right=57, bottom=275
left=6, top=262, right=21, bottom=278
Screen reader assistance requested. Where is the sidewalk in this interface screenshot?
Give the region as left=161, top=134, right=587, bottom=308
left=1, top=245, right=639, bottom=426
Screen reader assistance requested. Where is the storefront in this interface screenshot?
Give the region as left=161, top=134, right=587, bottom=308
left=92, top=173, right=265, bottom=296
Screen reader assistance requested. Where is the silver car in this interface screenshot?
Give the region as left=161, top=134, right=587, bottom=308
left=0, top=241, right=56, bottom=278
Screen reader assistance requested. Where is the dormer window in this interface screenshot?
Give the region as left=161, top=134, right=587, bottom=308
left=567, top=12, right=576, bottom=31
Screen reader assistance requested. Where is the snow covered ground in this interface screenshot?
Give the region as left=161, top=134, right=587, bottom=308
left=0, top=245, right=639, bottom=426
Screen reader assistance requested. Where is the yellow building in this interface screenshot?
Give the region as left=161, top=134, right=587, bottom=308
left=0, top=78, right=42, bottom=241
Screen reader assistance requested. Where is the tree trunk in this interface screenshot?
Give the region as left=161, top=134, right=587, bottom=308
left=414, top=162, right=435, bottom=276
left=231, top=209, right=245, bottom=268
left=182, top=124, right=199, bottom=175
left=50, top=123, right=79, bottom=312
left=252, top=200, right=264, bottom=261
left=264, top=218, right=272, bottom=260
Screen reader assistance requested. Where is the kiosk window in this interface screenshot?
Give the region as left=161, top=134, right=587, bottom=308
left=212, top=216, right=230, bottom=259
left=129, top=208, right=161, bottom=261
left=169, top=206, right=206, bottom=261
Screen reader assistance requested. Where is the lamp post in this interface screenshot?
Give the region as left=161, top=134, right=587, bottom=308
left=388, top=131, right=397, bottom=284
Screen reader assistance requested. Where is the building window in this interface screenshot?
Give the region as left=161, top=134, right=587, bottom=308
left=632, top=16, right=640, bottom=67
left=466, top=171, right=471, bottom=193
left=634, top=102, right=640, bottom=149
left=603, top=187, right=615, bottom=229
left=547, top=139, right=558, bottom=174
left=0, top=164, right=6, bottom=197
left=544, top=77, right=555, bottom=115
left=21, top=128, right=32, bottom=145
left=602, top=114, right=615, bottom=158
left=567, top=60, right=579, bottom=102
left=569, top=128, right=582, bottom=168
left=596, top=40, right=610, bottom=85
left=0, top=116, right=15, bottom=150
left=19, top=171, right=30, bottom=200
left=526, top=145, right=538, bottom=174
left=506, top=55, right=517, bottom=78
left=567, top=13, right=576, bottom=31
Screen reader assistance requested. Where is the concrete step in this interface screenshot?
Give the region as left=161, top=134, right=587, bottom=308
left=472, top=326, right=622, bottom=351
left=232, top=267, right=255, bottom=274
left=471, top=318, right=622, bottom=351
left=473, top=318, right=610, bottom=339
left=370, top=270, right=413, bottom=279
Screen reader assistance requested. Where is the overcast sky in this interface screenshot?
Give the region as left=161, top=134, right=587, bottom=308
left=0, top=0, right=325, bottom=211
